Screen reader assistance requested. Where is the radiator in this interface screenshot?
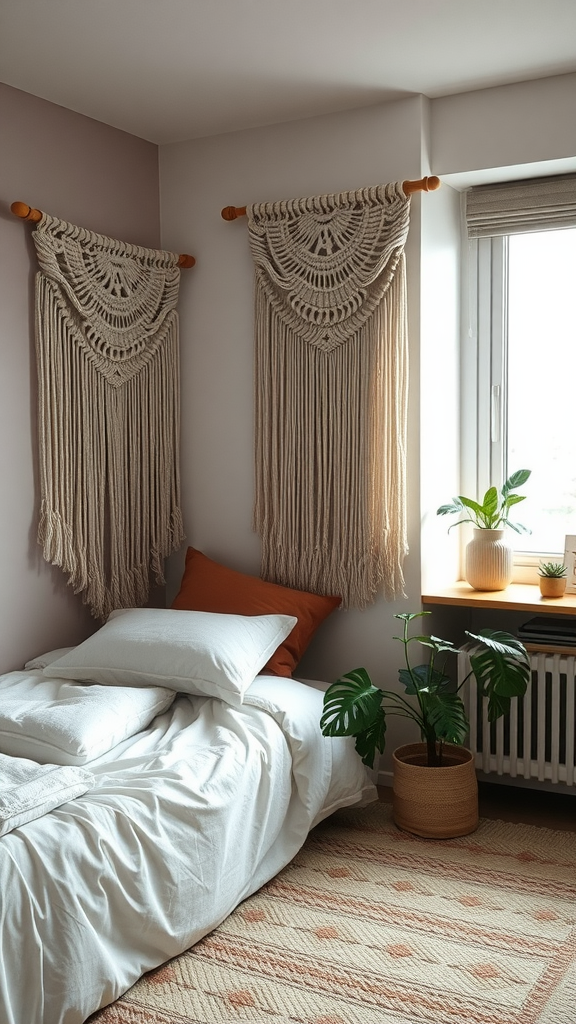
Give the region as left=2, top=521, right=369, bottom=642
left=462, top=650, right=576, bottom=787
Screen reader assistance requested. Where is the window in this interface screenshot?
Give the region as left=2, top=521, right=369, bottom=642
left=507, top=229, right=576, bottom=554
left=463, top=176, right=576, bottom=569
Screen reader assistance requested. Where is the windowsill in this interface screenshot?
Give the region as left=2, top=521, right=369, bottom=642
left=422, top=581, right=576, bottom=615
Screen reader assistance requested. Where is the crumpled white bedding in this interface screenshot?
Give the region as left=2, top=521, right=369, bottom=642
left=0, top=671, right=175, bottom=764
left=0, top=674, right=376, bottom=1024
left=0, top=752, right=93, bottom=835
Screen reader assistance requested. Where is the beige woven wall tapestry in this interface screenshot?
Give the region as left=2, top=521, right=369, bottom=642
left=33, top=214, right=184, bottom=619
left=248, top=181, right=411, bottom=607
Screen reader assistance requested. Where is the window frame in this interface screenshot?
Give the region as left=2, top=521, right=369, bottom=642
left=462, top=232, right=565, bottom=582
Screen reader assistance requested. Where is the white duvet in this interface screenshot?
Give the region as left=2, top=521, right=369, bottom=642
left=0, top=674, right=376, bottom=1024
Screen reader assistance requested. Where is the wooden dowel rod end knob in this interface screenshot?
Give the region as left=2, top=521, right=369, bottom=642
left=11, top=201, right=42, bottom=222
left=177, top=253, right=196, bottom=268
left=221, top=206, right=246, bottom=221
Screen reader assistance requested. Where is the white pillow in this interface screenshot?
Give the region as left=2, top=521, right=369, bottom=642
left=0, top=671, right=175, bottom=765
left=25, top=648, right=75, bottom=670
left=43, top=608, right=298, bottom=706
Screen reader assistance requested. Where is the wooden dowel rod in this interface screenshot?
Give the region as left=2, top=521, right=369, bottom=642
left=222, top=205, right=247, bottom=221
left=177, top=253, right=196, bottom=268
left=221, top=175, right=441, bottom=220
left=11, top=201, right=42, bottom=222
left=403, top=175, right=441, bottom=195
left=10, top=202, right=196, bottom=268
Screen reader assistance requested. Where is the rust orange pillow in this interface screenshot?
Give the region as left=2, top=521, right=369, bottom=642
left=171, top=547, right=341, bottom=676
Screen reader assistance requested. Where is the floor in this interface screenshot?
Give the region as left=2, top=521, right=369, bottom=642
left=477, top=780, right=576, bottom=831
left=378, top=781, right=576, bottom=832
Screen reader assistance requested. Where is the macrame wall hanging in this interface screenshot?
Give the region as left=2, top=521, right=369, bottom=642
left=32, top=214, right=185, bottom=620
left=248, top=181, right=411, bottom=608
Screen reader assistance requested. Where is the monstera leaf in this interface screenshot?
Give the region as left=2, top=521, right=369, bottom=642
left=399, top=664, right=451, bottom=695
left=320, top=669, right=383, bottom=737
left=320, top=669, right=386, bottom=768
left=423, top=691, right=469, bottom=745
left=466, top=629, right=530, bottom=722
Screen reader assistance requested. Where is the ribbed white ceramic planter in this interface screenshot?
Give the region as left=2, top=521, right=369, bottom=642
left=465, top=528, right=513, bottom=591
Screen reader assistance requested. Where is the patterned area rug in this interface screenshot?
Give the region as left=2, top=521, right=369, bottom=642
left=90, top=802, right=576, bottom=1024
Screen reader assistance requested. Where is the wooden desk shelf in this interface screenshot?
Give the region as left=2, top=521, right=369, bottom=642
left=422, top=582, right=576, bottom=616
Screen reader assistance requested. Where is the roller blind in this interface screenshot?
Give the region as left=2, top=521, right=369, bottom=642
left=465, top=173, right=576, bottom=238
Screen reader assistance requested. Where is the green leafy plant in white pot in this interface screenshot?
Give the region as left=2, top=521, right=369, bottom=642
left=320, top=612, right=529, bottom=839
left=436, top=469, right=531, bottom=591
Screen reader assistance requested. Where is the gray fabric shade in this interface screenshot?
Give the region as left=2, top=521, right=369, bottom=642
left=465, top=174, right=576, bottom=237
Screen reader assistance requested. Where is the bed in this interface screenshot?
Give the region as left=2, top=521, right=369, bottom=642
left=0, top=601, right=376, bottom=1024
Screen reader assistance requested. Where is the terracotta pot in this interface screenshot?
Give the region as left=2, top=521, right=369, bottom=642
left=392, top=742, right=479, bottom=839
left=465, top=528, right=513, bottom=591
left=538, top=575, right=567, bottom=598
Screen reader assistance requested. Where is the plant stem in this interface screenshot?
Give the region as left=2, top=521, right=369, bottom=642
left=401, top=623, right=428, bottom=724
left=379, top=690, right=426, bottom=730
left=425, top=732, right=440, bottom=766
left=455, top=668, right=473, bottom=693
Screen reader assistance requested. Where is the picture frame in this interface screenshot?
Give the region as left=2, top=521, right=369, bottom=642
left=563, top=535, right=576, bottom=593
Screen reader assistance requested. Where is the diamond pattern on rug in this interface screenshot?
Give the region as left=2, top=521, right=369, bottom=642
left=88, top=802, right=576, bottom=1024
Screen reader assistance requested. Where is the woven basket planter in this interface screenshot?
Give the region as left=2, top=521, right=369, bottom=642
left=392, top=742, right=479, bottom=839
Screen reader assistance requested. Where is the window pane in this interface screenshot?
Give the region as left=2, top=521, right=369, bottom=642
left=507, top=228, right=576, bottom=553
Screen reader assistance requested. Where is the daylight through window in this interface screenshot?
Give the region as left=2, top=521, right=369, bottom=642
left=506, top=227, right=576, bottom=554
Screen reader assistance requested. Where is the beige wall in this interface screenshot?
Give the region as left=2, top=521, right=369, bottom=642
left=431, top=72, right=576, bottom=179
left=159, top=97, right=433, bottom=773
left=0, top=83, right=161, bottom=670
left=1, top=72, right=573, bottom=776
left=419, top=181, right=462, bottom=593
left=159, top=75, right=574, bottom=779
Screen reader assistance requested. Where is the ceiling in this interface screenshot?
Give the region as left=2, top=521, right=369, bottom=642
left=2, top=0, right=576, bottom=145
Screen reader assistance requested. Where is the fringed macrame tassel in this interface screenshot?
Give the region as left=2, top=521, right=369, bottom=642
left=33, top=216, right=184, bottom=619
left=250, top=182, right=410, bottom=607
left=254, top=268, right=408, bottom=607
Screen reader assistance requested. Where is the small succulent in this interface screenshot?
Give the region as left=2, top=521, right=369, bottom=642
left=538, top=561, right=568, bottom=578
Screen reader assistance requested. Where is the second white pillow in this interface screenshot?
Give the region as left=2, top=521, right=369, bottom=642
left=44, top=607, right=298, bottom=705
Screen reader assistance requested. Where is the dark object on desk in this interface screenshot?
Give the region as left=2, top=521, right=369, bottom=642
left=517, top=616, right=576, bottom=646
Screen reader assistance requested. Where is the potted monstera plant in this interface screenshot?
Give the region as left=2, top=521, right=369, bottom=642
left=320, top=612, right=529, bottom=839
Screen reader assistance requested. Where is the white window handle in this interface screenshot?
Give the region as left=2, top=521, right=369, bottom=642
left=491, top=384, right=501, bottom=443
